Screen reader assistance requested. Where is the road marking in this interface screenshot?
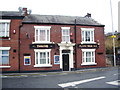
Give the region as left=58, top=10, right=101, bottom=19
left=60, top=73, right=68, bottom=75
left=41, top=75, right=47, bottom=76
left=1, top=75, right=28, bottom=78
left=114, top=74, right=117, bottom=75
left=20, top=75, right=28, bottom=77
left=0, top=76, right=8, bottom=78
left=106, top=80, right=120, bottom=86
left=74, top=86, right=78, bottom=88
left=58, top=76, right=105, bottom=88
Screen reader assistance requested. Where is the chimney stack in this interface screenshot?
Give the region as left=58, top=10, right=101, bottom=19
left=18, top=7, right=32, bottom=16
left=22, top=8, right=28, bottom=16
left=85, top=13, right=91, bottom=18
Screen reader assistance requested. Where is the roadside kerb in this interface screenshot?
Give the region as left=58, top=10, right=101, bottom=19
left=1, top=67, right=117, bottom=77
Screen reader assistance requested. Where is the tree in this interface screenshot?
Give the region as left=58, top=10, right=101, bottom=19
left=105, top=33, right=120, bottom=54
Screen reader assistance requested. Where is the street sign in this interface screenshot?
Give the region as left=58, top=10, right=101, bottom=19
left=111, top=35, right=116, bottom=38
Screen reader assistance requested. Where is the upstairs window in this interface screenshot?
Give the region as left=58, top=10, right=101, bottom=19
left=81, top=28, right=94, bottom=43
left=34, top=26, right=51, bottom=43
left=0, top=20, right=11, bottom=37
left=62, top=27, right=70, bottom=42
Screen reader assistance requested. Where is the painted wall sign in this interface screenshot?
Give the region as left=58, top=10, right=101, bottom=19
left=30, top=44, right=55, bottom=49
left=24, top=56, right=31, bottom=65
left=54, top=55, right=60, bottom=64
left=78, top=44, right=99, bottom=48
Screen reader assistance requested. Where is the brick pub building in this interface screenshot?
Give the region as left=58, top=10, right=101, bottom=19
left=0, top=8, right=106, bottom=72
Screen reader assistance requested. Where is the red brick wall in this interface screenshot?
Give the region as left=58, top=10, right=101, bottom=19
left=75, top=26, right=106, bottom=69
left=20, top=24, right=75, bottom=71
left=20, top=24, right=106, bottom=71
left=0, top=18, right=106, bottom=72
left=1, top=19, right=22, bottom=72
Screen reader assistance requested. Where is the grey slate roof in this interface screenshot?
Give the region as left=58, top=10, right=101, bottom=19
left=22, top=14, right=104, bottom=26
left=0, top=11, right=23, bottom=16
left=0, top=11, right=104, bottom=26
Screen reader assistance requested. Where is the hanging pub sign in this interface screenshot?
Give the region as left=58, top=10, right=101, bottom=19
left=78, top=44, right=99, bottom=49
left=30, top=44, right=55, bottom=49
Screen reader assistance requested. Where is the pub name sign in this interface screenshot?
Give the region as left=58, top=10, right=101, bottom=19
left=78, top=44, right=99, bottom=48
left=30, top=44, right=55, bottom=49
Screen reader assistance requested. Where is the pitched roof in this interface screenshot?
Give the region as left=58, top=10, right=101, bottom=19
left=0, top=11, right=104, bottom=26
left=22, top=14, right=104, bottom=26
left=0, top=11, right=25, bottom=19
left=0, top=11, right=23, bottom=16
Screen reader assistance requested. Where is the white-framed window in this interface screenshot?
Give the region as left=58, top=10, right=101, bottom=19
left=81, top=49, right=97, bottom=65
left=0, top=20, right=11, bottom=37
left=0, top=47, right=11, bottom=68
left=81, top=28, right=95, bottom=44
left=34, top=26, right=51, bottom=43
left=34, top=49, right=52, bottom=67
left=62, top=27, right=70, bottom=43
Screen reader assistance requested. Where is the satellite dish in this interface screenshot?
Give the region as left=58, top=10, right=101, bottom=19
left=28, top=9, right=32, bottom=14
left=18, top=7, right=23, bottom=13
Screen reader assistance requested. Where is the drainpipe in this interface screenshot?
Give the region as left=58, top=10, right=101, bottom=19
left=74, top=19, right=77, bottom=69
left=18, top=23, right=23, bottom=73
left=18, top=7, right=29, bottom=72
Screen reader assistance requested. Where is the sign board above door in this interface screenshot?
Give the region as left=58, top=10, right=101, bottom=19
left=30, top=44, right=55, bottom=49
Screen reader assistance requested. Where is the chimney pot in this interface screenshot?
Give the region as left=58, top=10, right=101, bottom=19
left=22, top=8, right=28, bottom=16
left=85, top=13, right=91, bottom=18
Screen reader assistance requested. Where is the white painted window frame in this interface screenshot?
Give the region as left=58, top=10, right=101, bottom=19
left=34, top=26, right=51, bottom=43
left=34, top=49, right=52, bottom=67
left=0, top=19, right=11, bottom=37
left=0, top=47, right=11, bottom=68
left=81, top=49, right=97, bottom=65
left=81, top=28, right=95, bottom=44
left=61, top=27, right=70, bottom=43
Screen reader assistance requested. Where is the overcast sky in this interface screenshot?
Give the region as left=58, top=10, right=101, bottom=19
left=0, top=0, right=119, bottom=33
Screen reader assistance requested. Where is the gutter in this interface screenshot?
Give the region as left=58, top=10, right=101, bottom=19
left=22, top=22, right=105, bottom=27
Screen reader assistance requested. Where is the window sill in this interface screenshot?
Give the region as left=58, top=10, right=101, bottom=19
left=0, top=37, right=10, bottom=40
left=32, top=42, right=54, bottom=44
left=81, top=63, right=97, bottom=66
left=81, top=42, right=96, bottom=44
left=34, top=64, right=52, bottom=67
left=0, top=66, right=11, bottom=68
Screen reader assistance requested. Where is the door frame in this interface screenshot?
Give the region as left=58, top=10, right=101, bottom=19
left=58, top=43, right=75, bottom=71
left=62, top=53, right=70, bottom=71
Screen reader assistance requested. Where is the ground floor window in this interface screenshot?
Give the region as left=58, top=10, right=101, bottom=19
left=0, top=47, right=11, bottom=68
left=0, top=50, right=9, bottom=64
left=34, top=49, right=52, bottom=67
left=81, top=49, right=96, bottom=65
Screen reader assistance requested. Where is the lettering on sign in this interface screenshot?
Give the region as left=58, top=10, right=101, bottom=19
left=30, top=44, right=55, bottom=49
left=78, top=44, right=99, bottom=48
left=37, top=45, right=48, bottom=48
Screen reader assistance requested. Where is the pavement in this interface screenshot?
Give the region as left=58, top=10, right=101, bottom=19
left=1, top=66, right=119, bottom=77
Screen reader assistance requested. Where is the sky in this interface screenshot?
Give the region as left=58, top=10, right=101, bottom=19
left=0, top=0, right=119, bottom=33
